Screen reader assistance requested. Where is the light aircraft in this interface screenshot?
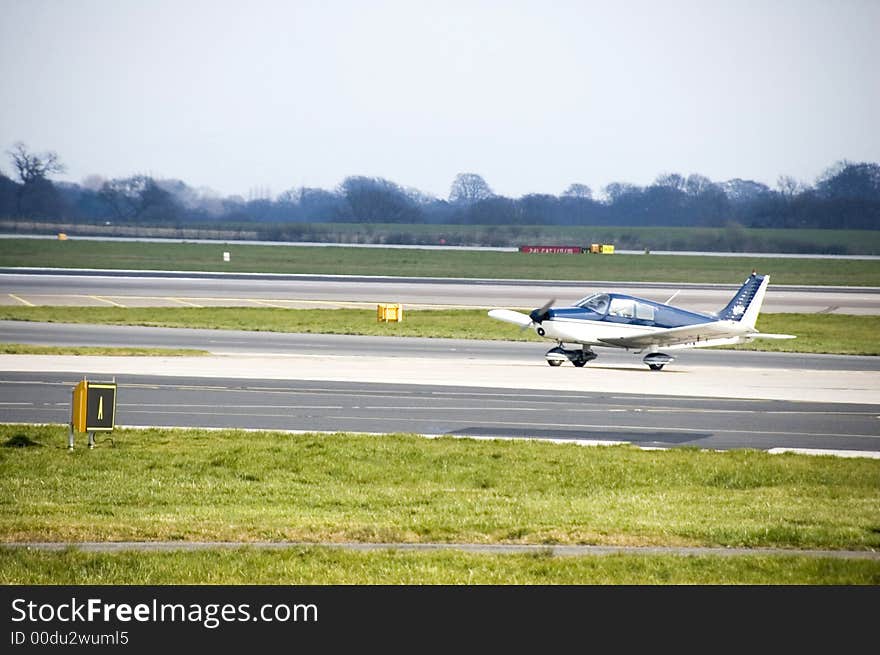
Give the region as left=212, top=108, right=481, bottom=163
left=488, top=273, right=795, bottom=370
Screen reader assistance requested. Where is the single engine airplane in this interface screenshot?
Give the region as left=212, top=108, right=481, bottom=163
left=488, top=273, right=795, bottom=370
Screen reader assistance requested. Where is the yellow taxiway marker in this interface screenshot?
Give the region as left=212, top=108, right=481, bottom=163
left=8, top=293, right=34, bottom=307
left=4, top=293, right=496, bottom=310
left=247, top=299, right=292, bottom=309
left=170, top=298, right=203, bottom=307
left=89, top=295, right=127, bottom=307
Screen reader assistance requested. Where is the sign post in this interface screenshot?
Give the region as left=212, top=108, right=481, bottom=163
left=70, top=377, right=117, bottom=450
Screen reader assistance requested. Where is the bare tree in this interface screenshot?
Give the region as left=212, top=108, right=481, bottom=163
left=449, top=173, right=493, bottom=204
left=99, top=176, right=149, bottom=219
left=602, top=182, right=640, bottom=203
left=776, top=175, right=805, bottom=199
left=6, top=142, right=67, bottom=216
left=720, top=178, right=770, bottom=203
left=562, top=183, right=593, bottom=199
left=97, top=175, right=180, bottom=222
left=653, top=173, right=686, bottom=191
left=7, top=142, right=65, bottom=184
left=340, top=176, right=423, bottom=223
left=685, top=174, right=714, bottom=196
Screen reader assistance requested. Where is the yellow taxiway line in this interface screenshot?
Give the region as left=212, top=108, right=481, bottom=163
left=8, top=293, right=34, bottom=306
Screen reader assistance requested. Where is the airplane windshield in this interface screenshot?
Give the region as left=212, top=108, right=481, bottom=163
left=575, top=293, right=609, bottom=314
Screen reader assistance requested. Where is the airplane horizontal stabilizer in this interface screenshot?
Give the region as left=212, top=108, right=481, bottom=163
left=748, top=333, right=797, bottom=340
left=488, top=309, right=533, bottom=328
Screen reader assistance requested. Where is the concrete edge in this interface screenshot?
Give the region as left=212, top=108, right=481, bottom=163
left=5, top=423, right=879, bottom=460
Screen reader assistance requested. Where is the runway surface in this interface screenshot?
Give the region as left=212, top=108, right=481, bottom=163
left=1, top=271, right=878, bottom=456
left=2, top=321, right=879, bottom=454
left=2, top=269, right=879, bottom=313
left=3, top=372, right=878, bottom=454
left=2, top=320, right=878, bottom=371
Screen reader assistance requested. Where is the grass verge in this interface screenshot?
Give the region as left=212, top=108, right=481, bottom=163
left=2, top=425, right=878, bottom=550
left=1, top=306, right=877, bottom=355
left=2, top=547, right=877, bottom=584
left=2, top=239, right=880, bottom=285
left=0, top=343, right=207, bottom=356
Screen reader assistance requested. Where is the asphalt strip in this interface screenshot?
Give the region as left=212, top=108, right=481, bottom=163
left=5, top=542, right=878, bottom=560
left=3, top=353, right=879, bottom=404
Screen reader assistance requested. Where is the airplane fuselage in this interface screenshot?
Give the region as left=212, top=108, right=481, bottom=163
left=488, top=275, right=792, bottom=370
left=534, top=293, right=714, bottom=348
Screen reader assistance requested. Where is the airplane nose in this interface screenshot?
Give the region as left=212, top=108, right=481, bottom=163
left=529, top=298, right=555, bottom=324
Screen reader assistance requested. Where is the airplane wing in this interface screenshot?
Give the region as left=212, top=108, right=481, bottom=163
left=597, top=320, right=755, bottom=349
left=488, top=309, right=533, bottom=328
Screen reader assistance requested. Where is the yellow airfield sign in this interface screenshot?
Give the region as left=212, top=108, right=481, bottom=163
left=71, top=380, right=117, bottom=432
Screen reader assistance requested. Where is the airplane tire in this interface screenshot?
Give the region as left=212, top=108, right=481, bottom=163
left=547, top=360, right=563, bottom=367
left=648, top=364, right=665, bottom=371
left=572, top=359, right=587, bottom=367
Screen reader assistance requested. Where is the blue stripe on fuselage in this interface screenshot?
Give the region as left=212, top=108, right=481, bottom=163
left=548, top=294, right=714, bottom=329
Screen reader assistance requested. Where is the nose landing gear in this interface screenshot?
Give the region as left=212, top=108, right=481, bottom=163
left=545, top=345, right=598, bottom=367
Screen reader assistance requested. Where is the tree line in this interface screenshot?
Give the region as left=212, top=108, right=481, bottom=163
left=1, top=142, right=878, bottom=230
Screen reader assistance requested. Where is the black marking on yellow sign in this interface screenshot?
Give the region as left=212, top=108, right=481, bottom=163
left=87, top=383, right=116, bottom=431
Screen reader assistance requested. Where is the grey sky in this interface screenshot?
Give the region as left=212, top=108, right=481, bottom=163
left=1, top=0, right=878, bottom=200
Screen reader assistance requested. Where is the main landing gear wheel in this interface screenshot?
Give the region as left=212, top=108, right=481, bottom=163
left=547, top=359, right=563, bottom=367
left=643, top=352, right=674, bottom=371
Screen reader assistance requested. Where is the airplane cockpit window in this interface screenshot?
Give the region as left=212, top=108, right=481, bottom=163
left=636, top=302, right=655, bottom=321
left=607, top=297, right=656, bottom=321
left=575, top=293, right=609, bottom=314
left=609, top=297, right=635, bottom=318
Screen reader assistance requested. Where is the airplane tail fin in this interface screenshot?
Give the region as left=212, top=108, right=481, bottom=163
left=717, top=273, right=769, bottom=329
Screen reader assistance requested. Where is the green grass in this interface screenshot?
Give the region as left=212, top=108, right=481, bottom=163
left=721, top=314, right=880, bottom=355
left=1, top=547, right=877, bottom=584
left=9, top=222, right=880, bottom=254
left=0, top=343, right=207, bottom=356
left=4, top=424, right=878, bottom=584
left=0, top=306, right=522, bottom=341
left=2, top=238, right=880, bottom=285
left=2, top=425, right=878, bottom=550
left=1, top=306, right=877, bottom=355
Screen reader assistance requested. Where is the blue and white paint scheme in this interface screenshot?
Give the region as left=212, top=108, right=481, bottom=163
left=488, top=273, right=795, bottom=370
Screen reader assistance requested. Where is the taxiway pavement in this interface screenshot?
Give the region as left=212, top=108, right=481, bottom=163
left=3, top=269, right=878, bottom=314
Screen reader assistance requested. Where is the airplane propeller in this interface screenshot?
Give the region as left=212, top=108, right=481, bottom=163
left=527, top=298, right=555, bottom=328
left=486, top=299, right=555, bottom=332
